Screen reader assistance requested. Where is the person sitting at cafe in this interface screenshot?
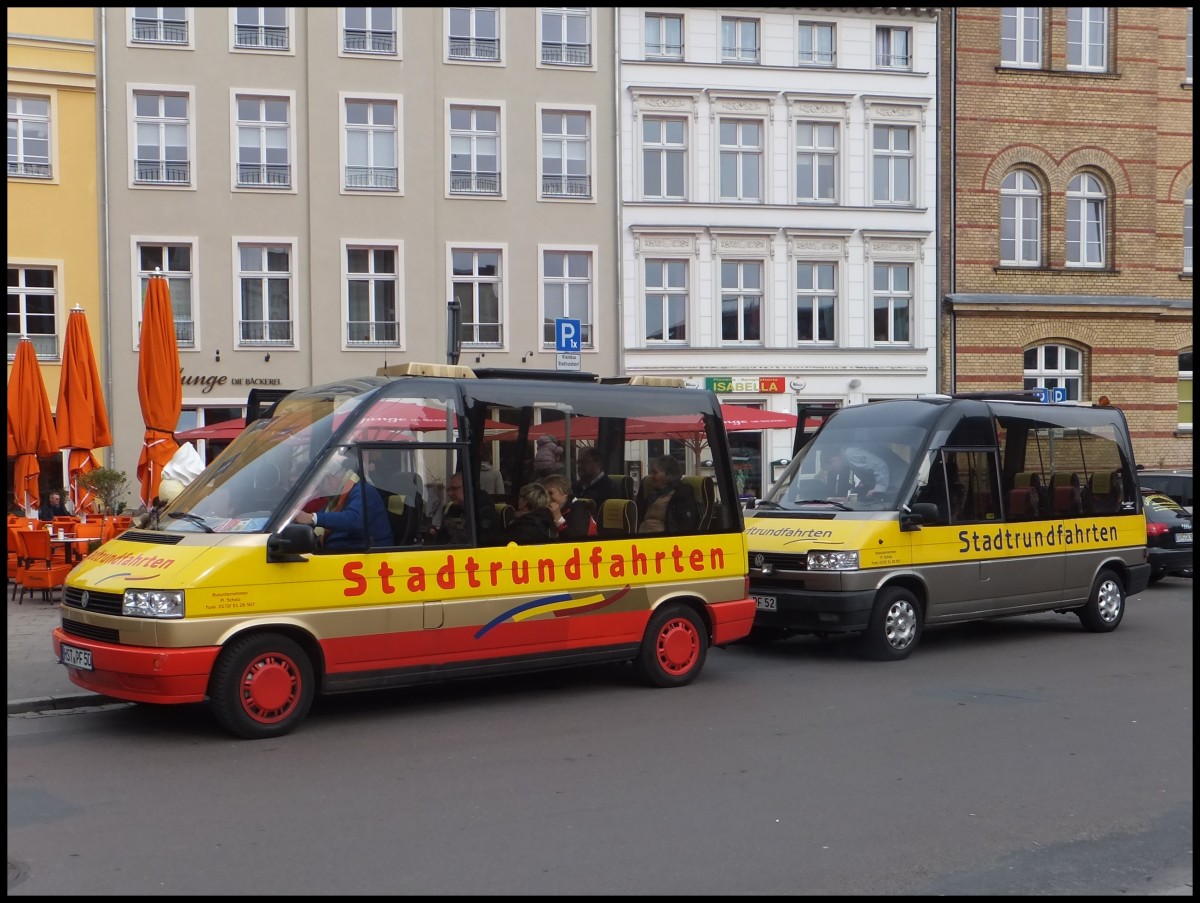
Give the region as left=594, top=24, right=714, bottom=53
left=38, top=490, right=71, bottom=521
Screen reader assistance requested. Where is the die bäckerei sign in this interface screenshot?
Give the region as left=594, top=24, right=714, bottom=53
left=179, top=369, right=282, bottom=394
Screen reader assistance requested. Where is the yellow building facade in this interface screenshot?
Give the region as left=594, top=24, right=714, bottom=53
left=7, top=8, right=106, bottom=496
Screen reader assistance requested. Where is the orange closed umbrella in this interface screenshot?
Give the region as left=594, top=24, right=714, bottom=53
left=7, top=336, right=59, bottom=513
left=56, top=306, right=113, bottom=512
left=136, top=275, right=182, bottom=507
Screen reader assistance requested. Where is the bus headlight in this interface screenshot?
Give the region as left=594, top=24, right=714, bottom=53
left=123, top=589, right=185, bottom=618
left=807, top=551, right=860, bottom=571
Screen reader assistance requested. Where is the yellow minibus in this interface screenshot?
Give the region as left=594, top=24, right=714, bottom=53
left=53, top=364, right=754, bottom=738
left=744, top=394, right=1150, bottom=659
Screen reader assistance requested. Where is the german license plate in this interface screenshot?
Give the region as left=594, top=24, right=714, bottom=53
left=60, top=644, right=93, bottom=671
left=753, top=595, right=777, bottom=611
left=1177, top=532, right=1192, bottom=544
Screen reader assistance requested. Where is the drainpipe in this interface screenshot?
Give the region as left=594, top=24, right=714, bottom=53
left=613, top=7, right=624, bottom=380
left=98, top=8, right=114, bottom=467
left=934, top=9, right=942, bottom=396
left=947, top=8, right=958, bottom=394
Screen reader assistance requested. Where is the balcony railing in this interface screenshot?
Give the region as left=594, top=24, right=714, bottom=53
left=7, top=333, right=58, bottom=359
left=347, top=321, right=399, bottom=345
left=235, top=25, right=289, bottom=50
left=450, top=170, right=501, bottom=195
left=645, top=41, right=684, bottom=59
left=8, top=161, right=51, bottom=179
left=345, top=166, right=398, bottom=190
left=137, top=319, right=195, bottom=347
left=239, top=320, right=293, bottom=345
left=237, top=163, right=291, bottom=188
left=448, top=37, right=499, bottom=60
left=542, top=175, right=591, bottom=198
left=132, top=17, right=188, bottom=44
left=541, top=42, right=591, bottom=66
left=135, top=159, right=191, bottom=185
left=343, top=28, right=396, bottom=54
left=722, top=46, right=760, bottom=64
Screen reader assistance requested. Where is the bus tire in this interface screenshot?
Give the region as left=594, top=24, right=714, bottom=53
left=860, top=587, right=922, bottom=661
left=634, top=603, right=707, bottom=688
left=1077, top=569, right=1125, bottom=633
left=209, top=633, right=315, bottom=740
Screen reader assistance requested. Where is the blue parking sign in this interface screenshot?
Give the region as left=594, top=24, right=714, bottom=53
left=1031, top=387, right=1050, bottom=403
left=555, top=318, right=581, bottom=352
left=1051, top=387, right=1068, bottom=403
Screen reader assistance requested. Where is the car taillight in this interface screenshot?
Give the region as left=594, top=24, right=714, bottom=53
left=1146, top=522, right=1169, bottom=538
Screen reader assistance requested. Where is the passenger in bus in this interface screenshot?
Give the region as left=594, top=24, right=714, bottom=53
left=429, top=472, right=502, bottom=546
left=478, top=460, right=506, bottom=496
left=540, top=473, right=598, bottom=539
left=533, top=433, right=565, bottom=477
left=838, top=445, right=892, bottom=501
left=293, top=456, right=392, bottom=551
left=817, top=452, right=854, bottom=497
left=504, top=482, right=558, bottom=545
left=637, top=455, right=700, bottom=534
left=573, top=446, right=620, bottom=506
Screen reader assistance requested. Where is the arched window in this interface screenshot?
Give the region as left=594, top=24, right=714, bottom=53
left=1000, top=170, right=1042, bottom=266
left=1180, top=350, right=1193, bottom=432
left=1066, top=173, right=1106, bottom=267
left=1184, top=185, right=1193, bottom=274
left=1024, top=344, right=1082, bottom=401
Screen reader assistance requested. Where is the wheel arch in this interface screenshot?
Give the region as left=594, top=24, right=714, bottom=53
left=213, top=621, right=326, bottom=686
left=649, top=592, right=713, bottom=644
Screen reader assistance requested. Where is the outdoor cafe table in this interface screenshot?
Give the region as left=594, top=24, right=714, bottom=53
left=51, top=535, right=92, bottom=565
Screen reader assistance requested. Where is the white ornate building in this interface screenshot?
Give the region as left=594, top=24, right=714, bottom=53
left=617, top=7, right=940, bottom=492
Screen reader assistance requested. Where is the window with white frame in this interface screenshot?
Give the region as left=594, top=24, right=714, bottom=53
left=1000, top=8, right=1042, bottom=67
left=875, top=25, right=912, bottom=69
left=345, top=99, right=398, bottom=190
left=796, top=121, right=837, bottom=203
left=1023, top=344, right=1082, bottom=400
left=797, top=22, right=835, bottom=66
left=132, top=7, right=189, bottom=44
left=642, top=116, right=686, bottom=200
left=449, top=105, right=500, bottom=195
left=1000, top=170, right=1042, bottom=266
left=796, top=262, right=836, bottom=343
left=1066, top=173, right=1106, bottom=267
left=1067, top=7, right=1108, bottom=72
left=645, top=13, right=683, bottom=60
left=541, top=7, right=590, bottom=66
left=541, top=110, right=590, bottom=199
left=452, top=249, right=502, bottom=345
left=719, top=119, right=762, bottom=202
left=872, top=263, right=911, bottom=344
left=721, top=17, right=759, bottom=64
left=343, top=7, right=396, bottom=55
left=720, top=260, right=762, bottom=344
left=137, top=243, right=194, bottom=345
left=1178, top=350, right=1193, bottom=431
left=541, top=250, right=592, bottom=347
left=346, top=246, right=399, bottom=345
left=872, top=125, right=913, bottom=205
left=7, top=95, right=51, bottom=179
left=236, top=96, right=291, bottom=188
left=7, top=266, right=57, bottom=359
left=133, top=91, right=190, bottom=185
left=644, top=259, right=687, bottom=342
left=234, top=7, right=289, bottom=50
left=1184, top=185, right=1192, bottom=273
left=449, top=7, right=499, bottom=61
left=237, top=244, right=293, bottom=345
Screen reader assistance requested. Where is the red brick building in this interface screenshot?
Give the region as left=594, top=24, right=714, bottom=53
left=940, top=7, right=1192, bottom=467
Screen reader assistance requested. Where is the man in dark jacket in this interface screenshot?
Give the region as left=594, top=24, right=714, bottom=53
left=572, top=446, right=621, bottom=506
left=430, top=472, right=502, bottom=546
left=38, top=491, right=70, bottom=521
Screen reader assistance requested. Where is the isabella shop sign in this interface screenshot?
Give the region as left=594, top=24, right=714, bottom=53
left=179, top=369, right=281, bottom=394
left=705, top=376, right=786, bottom=394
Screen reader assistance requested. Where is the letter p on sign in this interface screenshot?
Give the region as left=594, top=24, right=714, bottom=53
left=555, top=318, right=581, bottom=352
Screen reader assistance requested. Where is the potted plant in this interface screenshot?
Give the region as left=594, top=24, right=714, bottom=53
left=75, top=467, right=131, bottom=541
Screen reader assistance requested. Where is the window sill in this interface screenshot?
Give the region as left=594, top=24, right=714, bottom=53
left=994, top=265, right=1119, bottom=276
left=1179, top=271, right=1193, bottom=280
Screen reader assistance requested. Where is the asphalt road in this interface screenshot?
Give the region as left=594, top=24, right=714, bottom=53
left=8, top=576, right=1193, bottom=895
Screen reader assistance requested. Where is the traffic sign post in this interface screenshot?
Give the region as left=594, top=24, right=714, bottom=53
left=555, top=317, right=581, bottom=370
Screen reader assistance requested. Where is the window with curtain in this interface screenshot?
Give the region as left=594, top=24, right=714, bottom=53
left=1066, top=173, right=1106, bottom=267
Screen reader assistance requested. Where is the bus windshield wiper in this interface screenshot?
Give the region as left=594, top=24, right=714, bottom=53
left=794, top=498, right=854, bottom=511
left=165, top=511, right=215, bottom=533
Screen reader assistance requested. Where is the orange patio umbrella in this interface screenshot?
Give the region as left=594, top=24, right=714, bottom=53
left=56, top=306, right=113, bottom=512
left=136, top=275, right=182, bottom=507
left=7, top=335, right=59, bottom=513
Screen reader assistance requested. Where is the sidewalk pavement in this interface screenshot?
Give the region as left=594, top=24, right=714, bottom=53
left=7, top=586, right=120, bottom=714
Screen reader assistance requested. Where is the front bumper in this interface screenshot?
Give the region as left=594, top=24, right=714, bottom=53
left=749, top=584, right=878, bottom=634
left=52, top=627, right=219, bottom=704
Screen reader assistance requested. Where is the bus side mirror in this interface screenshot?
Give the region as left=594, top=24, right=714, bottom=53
left=267, top=523, right=315, bottom=562
left=901, top=502, right=941, bottom=531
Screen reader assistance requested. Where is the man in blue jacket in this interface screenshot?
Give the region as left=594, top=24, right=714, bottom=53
left=293, top=453, right=392, bottom=550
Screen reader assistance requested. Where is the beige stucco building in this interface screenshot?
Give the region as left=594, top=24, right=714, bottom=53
left=98, top=7, right=618, bottom=476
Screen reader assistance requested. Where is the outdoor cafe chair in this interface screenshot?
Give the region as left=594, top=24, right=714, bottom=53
left=13, top=527, right=72, bottom=605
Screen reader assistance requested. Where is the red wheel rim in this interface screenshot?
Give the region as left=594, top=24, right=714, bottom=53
left=238, top=651, right=301, bottom=724
left=655, top=617, right=700, bottom=676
